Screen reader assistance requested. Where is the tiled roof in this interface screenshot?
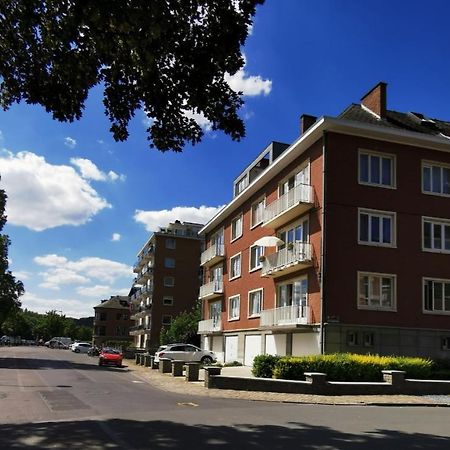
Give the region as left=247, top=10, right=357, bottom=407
left=339, top=104, right=450, bottom=139
left=94, top=295, right=130, bottom=310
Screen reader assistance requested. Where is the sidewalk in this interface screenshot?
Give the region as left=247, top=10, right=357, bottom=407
left=128, top=362, right=450, bottom=406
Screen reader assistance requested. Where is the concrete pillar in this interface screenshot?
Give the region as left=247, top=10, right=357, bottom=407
left=382, top=370, right=406, bottom=387
left=150, top=355, right=158, bottom=369
left=185, top=362, right=200, bottom=381
left=172, top=360, right=184, bottom=377
left=135, top=353, right=141, bottom=365
left=204, top=366, right=222, bottom=388
left=159, top=358, right=172, bottom=374
left=144, top=354, right=151, bottom=367
left=304, top=372, right=327, bottom=386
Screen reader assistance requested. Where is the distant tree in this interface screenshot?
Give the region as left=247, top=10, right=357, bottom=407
left=0, top=186, right=24, bottom=329
left=1, top=310, right=31, bottom=338
left=35, top=311, right=66, bottom=340
left=63, top=319, right=79, bottom=340
left=76, top=326, right=93, bottom=342
left=160, top=301, right=201, bottom=345
left=0, top=0, right=264, bottom=151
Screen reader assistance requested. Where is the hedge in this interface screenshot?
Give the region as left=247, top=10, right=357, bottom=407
left=252, top=353, right=435, bottom=381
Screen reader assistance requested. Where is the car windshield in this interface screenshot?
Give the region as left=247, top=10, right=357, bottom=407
left=156, top=346, right=167, bottom=353
left=102, top=348, right=121, bottom=354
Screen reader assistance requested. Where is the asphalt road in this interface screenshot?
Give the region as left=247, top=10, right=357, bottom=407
left=1, top=346, right=449, bottom=449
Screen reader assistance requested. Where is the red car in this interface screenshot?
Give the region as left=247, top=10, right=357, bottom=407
left=98, top=348, right=123, bottom=367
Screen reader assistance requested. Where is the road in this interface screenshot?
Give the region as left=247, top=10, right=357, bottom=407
left=0, top=346, right=449, bottom=449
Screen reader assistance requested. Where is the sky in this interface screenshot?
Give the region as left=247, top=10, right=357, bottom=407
left=2, top=0, right=450, bottom=318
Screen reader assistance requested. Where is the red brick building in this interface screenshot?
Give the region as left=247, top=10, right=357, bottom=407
left=198, top=82, right=450, bottom=365
left=130, top=221, right=203, bottom=351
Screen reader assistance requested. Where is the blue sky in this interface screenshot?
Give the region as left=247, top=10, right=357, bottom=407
left=1, top=0, right=450, bottom=318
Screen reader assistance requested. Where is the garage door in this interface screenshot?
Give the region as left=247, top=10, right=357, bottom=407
left=244, top=335, right=261, bottom=366
left=265, top=334, right=287, bottom=356
left=212, top=337, right=224, bottom=364
left=292, top=332, right=320, bottom=356
left=225, top=336, right=238, bottom=363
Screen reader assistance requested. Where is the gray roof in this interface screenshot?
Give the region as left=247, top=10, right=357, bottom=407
left=94, top=296, right=130, bottom=310
left=339, top=104, right=450, bottom=138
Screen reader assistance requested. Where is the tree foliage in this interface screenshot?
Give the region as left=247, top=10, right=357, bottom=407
left=0, top=0, right=264, bottom=151
left=160, top=301, right=201, bottom=345
left=0, top=186, right=24, bottom=329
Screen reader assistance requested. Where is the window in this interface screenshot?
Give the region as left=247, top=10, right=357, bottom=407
left=359, top=150, right=395, bottom=188
left=229, top=253, right=241, bottom=280
left=162, top=315, right=172, bottom=325
left=234, top=175, right=248, bottom=197
left=228, top=295, right=240, bottom=320
left=166, top=238, right=176, bottom=249
left=441, top=337, right=450, bottom=350
left=231, top=214, right=243, bottom=241
left=359, top=209, right=396, bottom=247
left=363, top=332, right=375, bottom=347
left=116, top=313, right=122, bottom=320
left=251, top=198, right=265, bottom=227
left=249, top=244, right=264, bottom=271
left=165, top=257, right=175, bottom=268
left=422, top=161, right=450, bottom=196
left=276, top=277, right=308, bottom=323
left=248, top=289, right=263, bottom=317
left=423, top=217, right=450, bottom=253
left=347, top=331, right=358, bottom=346
left=98, top=312, right=107, bottom=321
left=358, top=272, right=396, bottom=311
left=163, top=276, right=175, bottom=287
left=423, top=278, right=450, bottom=314
left=163, top=296, right=173, bottom=306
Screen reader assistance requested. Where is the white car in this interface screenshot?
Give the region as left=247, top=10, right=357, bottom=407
left=71, top=342, right=92, bottom=353
left=154, top=344, right=216, bottom=365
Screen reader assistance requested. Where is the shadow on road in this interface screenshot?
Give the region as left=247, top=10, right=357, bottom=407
left=0, top=419, right=448, bottom=449
left=0, top=357, right=129, bottom=372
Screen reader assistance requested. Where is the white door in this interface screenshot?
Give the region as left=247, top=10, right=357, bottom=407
left=225, top=336, right=238, bottom=363
left=265, top=334, right=287, bottom=356
left=244, top=335, right=262, bottom=366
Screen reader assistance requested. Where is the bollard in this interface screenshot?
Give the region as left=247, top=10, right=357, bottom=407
left=185, top=362, right=200, bottom=382
left=150, top=355, right=158, bottom=369
left=172, top=360, right=184, bottom=377
left=204, top=366, right=222, bottom=388
left=135, top=353, right=141, bottom=365
left=304, top=372, right=327, bottom=386
left=144, top=354, right=151, bottom=367
left=159, top=358, right=172, bottom=374
left=139, top=353, right=146, bottom=365
left=382, top=370, right=406, bottom=387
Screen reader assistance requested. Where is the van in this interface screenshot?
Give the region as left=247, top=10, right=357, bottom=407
left=49, top=337, right=72, bottom=348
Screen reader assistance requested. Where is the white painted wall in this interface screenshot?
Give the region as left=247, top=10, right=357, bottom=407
left=204, top=336, right=211, bottom=351
left=225, top=335, right=238, bottom=363
left=212, top=336, right=224, bottom=363
left=265, top=334, right=287, bottom=356
left=292, top=332, right=320, bottom=356
left=244, top=335, right=262, bottom=366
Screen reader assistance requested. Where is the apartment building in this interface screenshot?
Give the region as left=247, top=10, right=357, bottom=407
left=198, top=82, right=450, bottom=365
left=93, top=296, right=133, bottom=347
left=130, top=221, right=203, bottom=351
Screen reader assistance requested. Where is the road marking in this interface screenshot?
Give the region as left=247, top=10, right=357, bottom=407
left=177, top=402, right=199, bottom=407
left=131, top=380, right=144, bottom=384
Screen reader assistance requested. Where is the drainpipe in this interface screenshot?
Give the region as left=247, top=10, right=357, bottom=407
left=319, top=131, right=328, bottom=354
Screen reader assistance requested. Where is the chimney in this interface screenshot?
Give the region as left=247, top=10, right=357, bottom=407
left=300, top=114, right=317, bottom=134
left=360, top=82, right=387, bottom=118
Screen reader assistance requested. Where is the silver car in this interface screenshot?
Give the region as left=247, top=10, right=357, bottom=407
left=71, top=342, right=92, bottom=354
left=154, top=344, right=216, bottom=365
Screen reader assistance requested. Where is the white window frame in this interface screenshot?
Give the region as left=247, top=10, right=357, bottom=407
left=423, top=277, right=450, bottom=315
left=163, top=296, right=173, bottom=306
left=358, top=208, right=396, bottom=248
left=163, top=276, right=175, bottom=287
left=229, top=252, right=242, bottom=280
left=358, top=149, right=396, bottom=189
left=422, top=160, right=450, bottom=197
left=161, top=315, right=172, bottom=325
left=276, top=275, right=308, bottom=308
left=248, top=288, right=263, bottom=318
left=422, top=216, right=450, bottom=254
left=251, top=197, right=265, bottom=228
left=278, top=161, right=311, bottom=197
left=357, top=271, right=397, bottom=311
left=228, top=294, right=240, bottom=321
left=230, top=213, right=243, bottom=242
left=249, top=244, right=264, bottom=272
left=164, top=257, right=175, bottom=268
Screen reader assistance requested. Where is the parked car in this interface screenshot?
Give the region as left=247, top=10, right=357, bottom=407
left=154, top=344, right=216, bottom=365
left=88, top=346, right=100, bottom=356
left=71, top=342, right=92, bottom=353
left=98, top=348, right=123, bottom=367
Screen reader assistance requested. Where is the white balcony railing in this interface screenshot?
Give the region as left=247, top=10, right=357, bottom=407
left=200, top=244, right=225, bottom=266
left=199, top=280, right=223, bottom=299
left=261, top=242, right=312, bottom=276
left=260, top=305, right=310, bottom=327
left=197, top=318, right=222, bottom=334
left=263, top=184, right=313, bottom=225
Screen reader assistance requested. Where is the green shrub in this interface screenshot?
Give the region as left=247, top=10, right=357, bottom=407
left=252, top=354, right=282, bottom=378
left=272, top=353, right=433, bottom=382
left=223, top=361, right=243, bottom=367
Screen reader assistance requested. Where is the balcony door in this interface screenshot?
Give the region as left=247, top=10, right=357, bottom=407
left=277, top=278, right=308, bottom=320
left=279, top=164, right=310, bottom=199
left=209, top=301, right=222, bottom=328
left=277, top=219, right=309, bottom=264
left=211, top=229, right=224, bottom=253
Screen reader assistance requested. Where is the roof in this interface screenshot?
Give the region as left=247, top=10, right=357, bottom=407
left=94, top=296, right=130, bottom=310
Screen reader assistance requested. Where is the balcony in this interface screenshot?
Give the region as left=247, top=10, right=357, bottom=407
left=197, top=318, right=222, bottom=334
left=136, top=265, right=154, bottom=284
left=129, top=325, right=145, bottom=336
left=130, top=303, right=152, bottom=320
left=199, top=280, right=223, bottom=300
left=260, top=305, right=311, bottom=328
left=262, top=184, right=313, bottom=229
left=261, top=242, right=312, bottom=277
left=200, top=244, right=225, bottom=267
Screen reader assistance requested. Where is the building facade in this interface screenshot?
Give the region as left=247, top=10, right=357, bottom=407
left=93, top=296, right=133, bottom=347
left=198, top=82, right=450, bottom=365
left=130, top=221, right=203, bottom=351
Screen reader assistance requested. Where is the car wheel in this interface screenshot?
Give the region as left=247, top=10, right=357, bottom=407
left=201, top=356, right=213, bottom=365
left=74, top=348, right=80, bottom=353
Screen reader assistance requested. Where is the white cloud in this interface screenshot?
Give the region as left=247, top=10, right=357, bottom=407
left=70, top=157, right=125, bottom=182
left=0, top=130, right=4, bottom=144
left=64, top=137, right=77, bottom=149
left=76, top=285, right=116, bottom=298
left=34, top=254, right=133, bottom=289
left=183, top=110, right=212, bottom=132
left=13, top=270, right=32, bottom=280
left=225, top=56, right=272, bottom=96
left=107, top=171, right=126, bottom=182
left=111, top=233, right=121, bottom=242
left=134, top=205, right=223, bottom=232
left=0, top=151, right=111, bottom=231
